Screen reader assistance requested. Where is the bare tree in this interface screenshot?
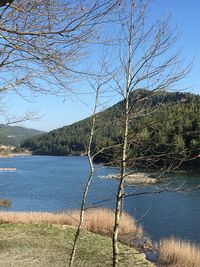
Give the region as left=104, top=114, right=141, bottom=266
left=68, top=60, right=113, bottom=267
left=0, top=0, right=118, bottom=97
left=0, top=0, right=119, bottom=136
left=109, top=1, right=190, bottom=266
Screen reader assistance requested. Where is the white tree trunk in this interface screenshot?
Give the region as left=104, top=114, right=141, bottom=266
left=68, top=88, right=99, bottom=267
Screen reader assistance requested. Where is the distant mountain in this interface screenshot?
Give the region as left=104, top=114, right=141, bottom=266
left=21, top=89, right=200, bottom=168
left=0, top=125, right=45, bottom=146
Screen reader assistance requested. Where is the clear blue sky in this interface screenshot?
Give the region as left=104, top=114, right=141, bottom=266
left=4, top=0, right=200, bottom=132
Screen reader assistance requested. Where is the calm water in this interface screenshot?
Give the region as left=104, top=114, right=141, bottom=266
left=0, top=155, right=200, bottom=244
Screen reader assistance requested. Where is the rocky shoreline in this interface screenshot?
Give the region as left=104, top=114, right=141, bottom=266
left=99, top=172, right=158, bottom=185
left=0, top=151, right=32, bottom=158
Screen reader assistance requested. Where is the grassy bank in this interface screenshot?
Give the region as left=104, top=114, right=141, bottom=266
left=0, top=224, right=153, bottom=267
left=1, top=210, right=200, bottom=266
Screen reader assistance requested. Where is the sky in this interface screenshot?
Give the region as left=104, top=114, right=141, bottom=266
left=3, top=0, right=200, bottom=132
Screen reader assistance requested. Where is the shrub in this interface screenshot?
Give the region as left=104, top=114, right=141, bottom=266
left=159, top=237, right=200, bottom=267
left=0, top=199, right=11, bottom=207
left=0, top=208, right=143, bottom=238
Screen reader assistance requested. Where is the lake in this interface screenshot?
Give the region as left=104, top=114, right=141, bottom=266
left=0, top=155, right=200, bottom=244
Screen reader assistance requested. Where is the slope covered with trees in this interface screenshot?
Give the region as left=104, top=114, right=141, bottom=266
left=0, top=125, right=44, bottom=146
left=21, top=90, right=200, bottom=168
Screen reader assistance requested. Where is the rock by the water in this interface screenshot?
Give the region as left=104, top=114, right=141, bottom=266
left=99, top=172, right=157, bottom=185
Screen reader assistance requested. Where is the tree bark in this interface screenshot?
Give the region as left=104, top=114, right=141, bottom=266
left=112, top=20, right=133, bottom=267
left=68, top=88, right=99, bottom=267
left=112, top=2, right=134, bottom=266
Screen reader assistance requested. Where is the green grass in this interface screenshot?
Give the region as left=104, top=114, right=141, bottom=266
left=0, top=224, right=153, bottom=267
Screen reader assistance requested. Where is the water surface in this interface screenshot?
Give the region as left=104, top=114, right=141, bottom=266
left=0, top=155, right=200, bottom=243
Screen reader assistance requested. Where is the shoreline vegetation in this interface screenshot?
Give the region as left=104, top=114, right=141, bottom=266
left=159, top=238, right=200, bottom=267
left=0, top=199, right=11, bottom=208
left=0, top=209, right=199, bottom=266
left=0, top=151, right=32, bottom=158
left=0, top=209, right=138, bottom=237
left=0, top=224, right=153, bottom=267
left=0, top=209, right=153, bottom=266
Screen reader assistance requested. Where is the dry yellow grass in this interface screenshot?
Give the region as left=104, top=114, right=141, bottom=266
left=159, top=238, right=200, bottom=267
left=0, top=208, right=142, bottom=237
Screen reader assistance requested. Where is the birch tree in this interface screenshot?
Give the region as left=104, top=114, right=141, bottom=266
left=111, top=1, right=190, bottom=266
left=68, top=60, right=113, bottom=267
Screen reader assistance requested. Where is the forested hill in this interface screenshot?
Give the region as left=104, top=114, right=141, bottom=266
left=0, top=125, right=44, bottom=147
left=21, top=90, right=200, bottom=168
